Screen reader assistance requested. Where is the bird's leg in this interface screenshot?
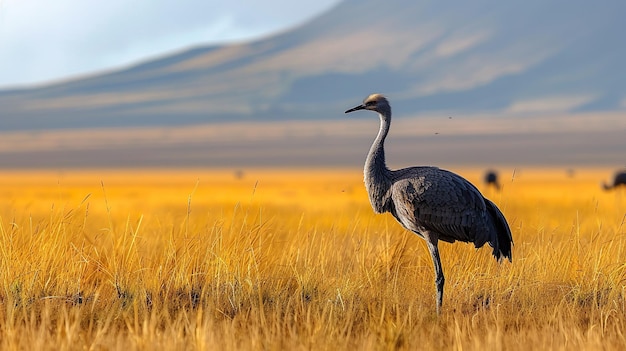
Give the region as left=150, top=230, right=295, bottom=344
left=425, top=238, right=445, bottom=314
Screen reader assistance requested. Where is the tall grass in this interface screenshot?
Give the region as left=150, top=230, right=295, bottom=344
left=0, top=168, right=625, bottom=350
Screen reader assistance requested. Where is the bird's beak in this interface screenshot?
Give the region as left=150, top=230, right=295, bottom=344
left=345, top=104, right=365, bottom=114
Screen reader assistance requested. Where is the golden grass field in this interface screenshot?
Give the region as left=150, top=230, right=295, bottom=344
left=0, top=167, right=625, bottom=350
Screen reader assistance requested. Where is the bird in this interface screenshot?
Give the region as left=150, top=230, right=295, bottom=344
left=602, top=171, right=626, bottom=191
left=484, top=170, right=501, bottom=191
left=345, top=94, right=513, bottom=314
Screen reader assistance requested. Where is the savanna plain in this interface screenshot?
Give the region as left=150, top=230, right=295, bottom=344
left=0, top=167, right=625, bottom=350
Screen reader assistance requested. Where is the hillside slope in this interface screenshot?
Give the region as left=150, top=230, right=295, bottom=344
left=1, top=0, right=625, bottom=131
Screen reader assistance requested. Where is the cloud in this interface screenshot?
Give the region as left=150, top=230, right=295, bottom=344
left=434, top=31, right=491, bottom=58
left=506, top=95, right=596, bottom=114
left=0, top=0, right=340, bottom=88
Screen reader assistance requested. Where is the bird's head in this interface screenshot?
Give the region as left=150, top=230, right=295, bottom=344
left=345, top=93, right=391, bottom=117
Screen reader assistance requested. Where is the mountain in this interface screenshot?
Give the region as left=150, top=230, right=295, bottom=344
left=2, top=0, right=625, bottom=131
left=0, top=0, right=625, bottom=168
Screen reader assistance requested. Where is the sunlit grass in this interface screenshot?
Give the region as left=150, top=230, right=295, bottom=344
left=0, top=167, right=625, bottom=350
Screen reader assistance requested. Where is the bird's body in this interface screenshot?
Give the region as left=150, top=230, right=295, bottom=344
left=382, top=167, right=509, bottom=251
left=346, top=94, right=513, bottom=313
left=484, top=170, right=501, bottom=191
left=603, top=171, right=626, bottom=190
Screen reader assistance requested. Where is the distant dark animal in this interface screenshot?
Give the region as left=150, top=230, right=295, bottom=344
left=345, top=94, right=513, bottom=314
left=603, top=171, right=626, bottom=190
left=484, top=170, right=501, bottom=191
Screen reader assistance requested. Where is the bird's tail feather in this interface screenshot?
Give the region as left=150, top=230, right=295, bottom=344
left=485, top=199, right=513, bottom=262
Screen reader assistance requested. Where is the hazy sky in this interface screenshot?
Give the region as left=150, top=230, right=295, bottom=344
left=0, top=0, right=340, bottom=89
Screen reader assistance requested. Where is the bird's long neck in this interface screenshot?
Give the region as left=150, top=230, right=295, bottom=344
left=364, top=111, right=392, bottom=213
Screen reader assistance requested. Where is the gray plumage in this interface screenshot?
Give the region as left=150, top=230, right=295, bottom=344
left=345, top=94, right=513, bottom=314
left=603, top=171, right=626, bottom=190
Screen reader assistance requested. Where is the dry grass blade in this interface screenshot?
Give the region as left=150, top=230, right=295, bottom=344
left=0, top=168, right=624, bottom=350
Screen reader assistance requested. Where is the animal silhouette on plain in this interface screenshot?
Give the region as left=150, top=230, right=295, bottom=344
left=345, top=94, right=513, bottom=314
left=603, top=171, right=626, bottom=190
left=484, top=170, right=501, bottom=191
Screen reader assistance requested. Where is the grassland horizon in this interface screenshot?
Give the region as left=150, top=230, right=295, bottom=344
left=1, top=167, right=625, bottom=350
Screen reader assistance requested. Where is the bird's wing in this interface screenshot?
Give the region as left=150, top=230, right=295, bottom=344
left=390, top=168, right=488, bottom=244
